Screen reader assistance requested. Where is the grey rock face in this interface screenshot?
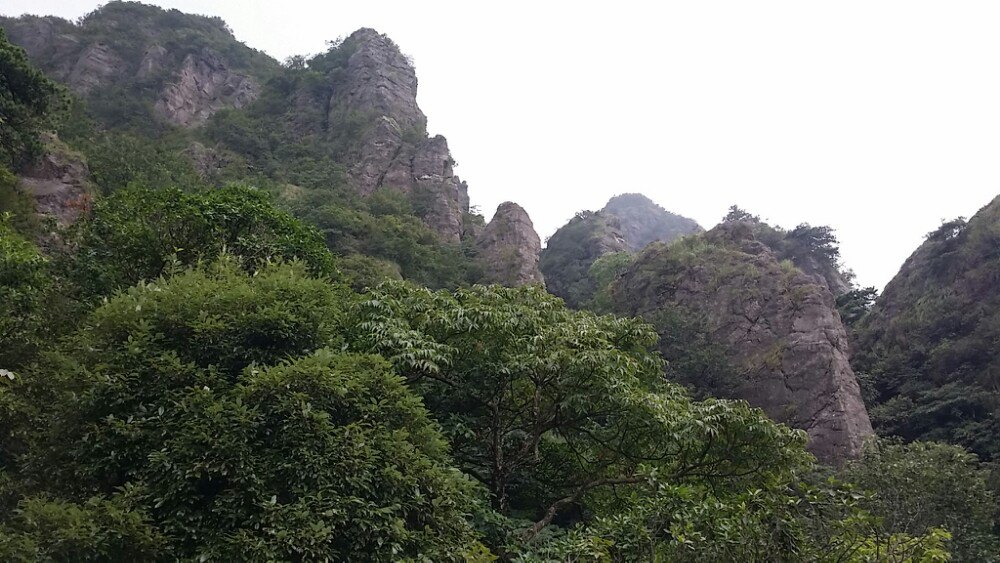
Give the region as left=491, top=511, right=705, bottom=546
left=477, top=202, right=544, bottom=286
left=136, top=44, right=168, bottom=80
left=602, top=193, right=703, bottom=251
left=329, top=29, right=469, bottom=243
left=613, top=222, right=873, bottom=464
left=328, top=28, right=425, bottom=135
left=68, top=42, right=123, bottom=94
left=17, top=139, right=92, bottom=227
left=0, top=16, right=80, bottom=78
left=154, top=50, right=260, bottom=127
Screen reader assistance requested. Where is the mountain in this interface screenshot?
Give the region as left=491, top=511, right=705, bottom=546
left=1, top=3, right=477, bottom=265
left=611, top=221, right=873, bottom=463
left=539, top=210, right=629, bottom=308
left=853, top=195, right=1000, bottom=459
left=539, top=194, right=700, bottom=308
left=601, top=193, right=702, bottom=251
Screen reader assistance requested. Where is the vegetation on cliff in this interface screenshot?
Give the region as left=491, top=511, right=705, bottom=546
left=2, top=7, right=998, bottom=559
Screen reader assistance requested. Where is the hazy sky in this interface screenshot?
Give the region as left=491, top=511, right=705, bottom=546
left=4, top=1, right=999, bottom=289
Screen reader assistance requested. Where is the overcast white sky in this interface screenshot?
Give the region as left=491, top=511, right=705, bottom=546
left=4, top=1, right=999, bottom=289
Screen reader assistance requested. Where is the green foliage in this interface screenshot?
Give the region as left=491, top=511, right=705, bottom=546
left=855, top=198, right=1000, bottom=460
left=586, top=251, right=633, bottom=313
left=80, top=132, right=205, bottom=194
left=349, top=281, right=829, bottom=555
left=0, top=260, right=480, bottom=559
left=539, top=211, right=625, bottom=308
left=844, top=439, right=1000, bottom=561
left=722, top=204, right=759, bottom=223
left=287, top=186, right=473, bottom=289
left=0, top=28, right=65, bottom=169
left=0, top=494, right=166, bottom=562
left=68, top=184, right=336, bottom=300
left=0, top=215, right=49, bottom=369
left=0, top=167, right=38, bottom=236
left=544, top=478, right=952, bottom=562
left=837, top=286, right=878, bottom=327
left=337, top=252, right=402, bottom=291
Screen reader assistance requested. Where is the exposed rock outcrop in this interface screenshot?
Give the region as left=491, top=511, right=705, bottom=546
left=2, top=5, right=275, bottom=127
left=612, top=222, right=873, bottom=464
left=602, top=193, right=702, bottom=251
left=327, top=28, right=470, bottom=243
left=539, top=211, right=628, bottom=308
left=17, top=137, right=92, bottom=228
left=67, top=42, right=123, bottom=94
left=477, top=202, right=544, bottom=286
left=327, top=28, right=425, bottom=137
left=154, top=50, right=259, bottom=127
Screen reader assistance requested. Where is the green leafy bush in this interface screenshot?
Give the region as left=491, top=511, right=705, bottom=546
left=0, top=260, right=480, bottom=560
left=68, top=184, right=337, bottom=300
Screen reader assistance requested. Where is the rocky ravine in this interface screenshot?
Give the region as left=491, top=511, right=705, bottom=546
left=612, top=222, right=873, bottom=463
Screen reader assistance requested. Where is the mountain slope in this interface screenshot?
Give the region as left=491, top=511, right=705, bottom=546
left=853, top=195, right=1000, bottom=459
left=602, top=193, right=702, bottom=251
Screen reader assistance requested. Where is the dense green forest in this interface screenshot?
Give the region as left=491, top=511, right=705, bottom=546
left=1, top=5, right=999, bottom=560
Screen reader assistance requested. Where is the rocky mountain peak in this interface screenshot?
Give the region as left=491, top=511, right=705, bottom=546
left=476, top=202, right=544, bottom=286
left=611, top=225, right=874, bottom=463
left=601, top=193, right=703, bottom=251
left=330, top=27, right=425, bottom=135
left=325, top=28, right=470, bottom=243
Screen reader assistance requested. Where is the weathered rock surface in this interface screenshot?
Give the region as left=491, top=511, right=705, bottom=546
left=602, top=193, right=702, bottom=251
left=17, top=138, right=92, bottom=227
left=539, top=211, right=628, bottom=307
left=67, top=42, right=123, bottom=94
left=2, top=6, right=273, bottom=127
left=328, top=28, right=425, bottom=136
left=5, top=8, right=476, bottom=243
left=477, top=202, right=544, bottom=286
left=154, top=50, right=259, bottom=127
left=612, top=222, right=873, bottom=464
left=328, top=28, right=469, bottom=243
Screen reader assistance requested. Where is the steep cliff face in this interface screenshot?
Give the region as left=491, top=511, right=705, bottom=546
left=602, top=193, right=702, bottom=251
left=853, top=195, right=1000, bottom=459
left=4, top=8, right=475, bottom=244
left=154, top=50, right=260, bottom=127
left=612, top=222, right=873, bottom=463
left=15, top=135, right=93, bottom=229
left=1, top=3, right=275, bottom=128
left=539, top=211, right=628, bottom=308
left=476, top=202, right=544, bottom=286
left=326, top=29, right=469, bottom=243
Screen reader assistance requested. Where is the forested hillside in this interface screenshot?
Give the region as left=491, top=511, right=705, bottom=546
left=1, top=3, right=999, bottom=560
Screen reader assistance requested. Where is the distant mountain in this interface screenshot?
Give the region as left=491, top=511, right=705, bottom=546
left=602, top=193, right=702, bottom=251
left=853, top=194, right=1000, bottom=459
left=539, top=193, right=700, bottom=308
